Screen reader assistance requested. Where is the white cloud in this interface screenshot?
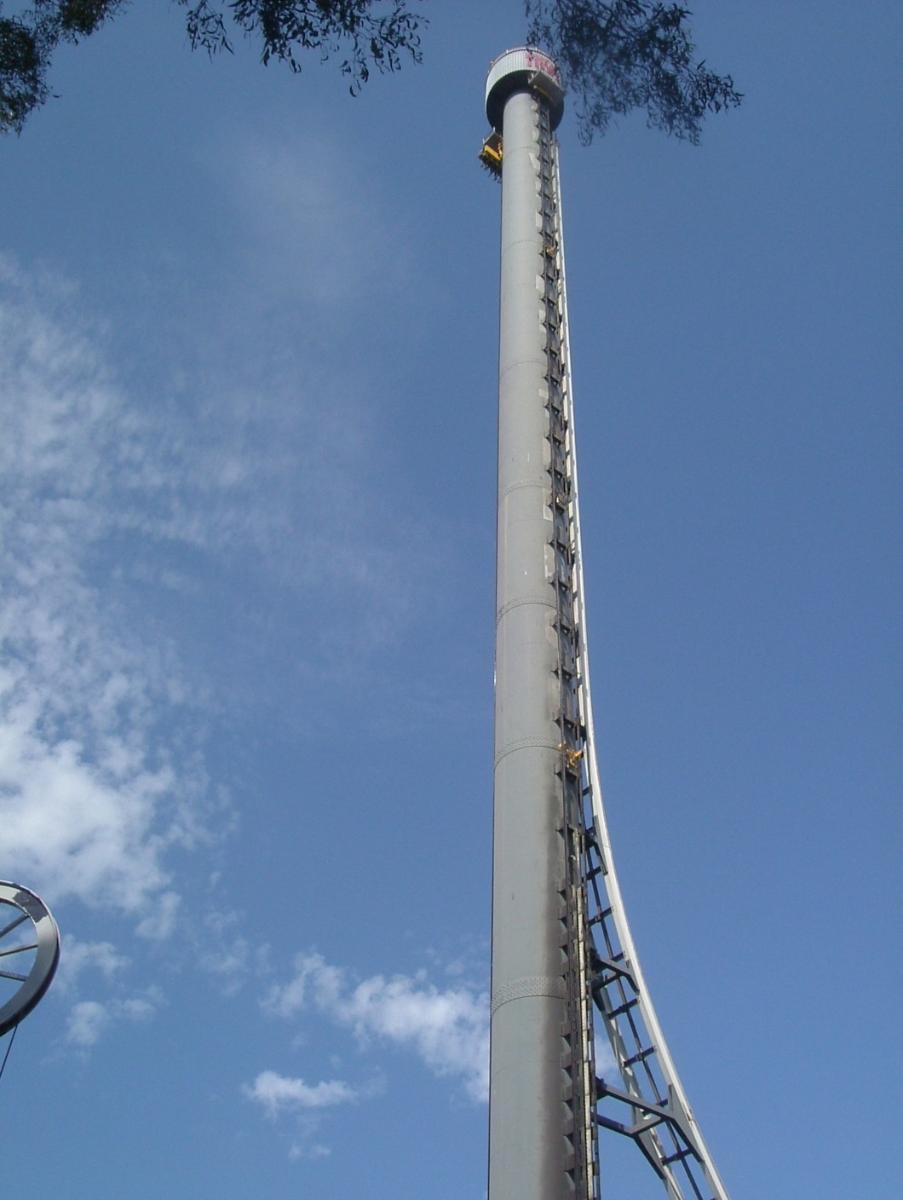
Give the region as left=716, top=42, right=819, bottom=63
left=245, top=1070, right=361, bottom=1118
left=264, top=952, right=489, bottom=1102
left=263, top=952, right=342, bottom=1019
left=0, top=244, right=450, bottom=1000
left=56, top=936, right=128, bottom=993
left=66, top=1000, right=110, bottom=1047
left=219, top=133, right=416, bottom=311
left=117, top=995, right=158, bottom=1022
left=341, top=973, right=489, bottom=1101
left=594, top=1030, right=619, bottom=1084
left=0, top=682, right=179, bottom=914
left=196, top=908, right=270, bottom=997
left=64, top=987, right=164, bottom=1049
left=288, top=1139, right=331, bottom=1162
left=135, top=891, right=181, bottom=941
left=0, top=261, right=216, bottom=927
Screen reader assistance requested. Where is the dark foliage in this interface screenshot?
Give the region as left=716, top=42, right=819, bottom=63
left=56, top=0, right=127, bottom=38
left=178, top=0, right=424, bottom=92
left=1, top=0, right=128, bottom=132
left=1, top=0, right=739, bottom=139
left=0, top=0, right=424, bottom=132
left=1, top=17, right=47, bottom=133
left=527, top=0, right=742, bottom=143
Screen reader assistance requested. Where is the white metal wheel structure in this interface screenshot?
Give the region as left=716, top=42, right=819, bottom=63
left=0, top=882, right=61, bottom=1038
left=482, top=50, right=731, bottom=1200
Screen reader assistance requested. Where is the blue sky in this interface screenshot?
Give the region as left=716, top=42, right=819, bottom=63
left=1, top=2, right=900, bottom=1196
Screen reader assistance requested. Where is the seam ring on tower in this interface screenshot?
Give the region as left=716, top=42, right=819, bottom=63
left=491, top=974, right=567, bottom=1015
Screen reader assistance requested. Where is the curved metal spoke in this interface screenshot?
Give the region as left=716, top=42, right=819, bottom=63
left=0, top=882, right=60, bottom=1038
left=0, top=914, right=28, bottom=941
left=0, top=943, right=39, bottom=958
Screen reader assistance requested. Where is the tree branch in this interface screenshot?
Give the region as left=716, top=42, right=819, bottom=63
left=525, top=0, right=742, bottom=143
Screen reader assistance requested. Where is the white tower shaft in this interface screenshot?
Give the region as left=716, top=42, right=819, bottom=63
left=489, top=60, right=595, bottom=1200
left=484, top=46, right=730, bottom=1200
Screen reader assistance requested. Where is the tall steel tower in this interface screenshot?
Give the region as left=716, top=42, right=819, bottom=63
left=481, top=49, right=730, bottom=1200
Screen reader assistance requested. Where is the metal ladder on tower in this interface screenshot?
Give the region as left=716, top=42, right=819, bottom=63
left=537, top=92, right=599, bottom=1200
left=538, top=96, right=732, bottom=1200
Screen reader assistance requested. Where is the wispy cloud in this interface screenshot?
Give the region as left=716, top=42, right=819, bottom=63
left=263, top=951, right=489, bottom=1102
left=0, top=259, right=212, bottom=923
left=0, top=237, right=460, bottom=1067
left=594, top=1030, right=619, bottom=1083
left=64, top=987, right=163, bottom=1049
left=0, top=249, right=419, bottom=932
left=54, top=928, right=165, bottom=1053
left=243, top=1064, right=382, bottom=1161
left=196, top=907, right=272, bottom=996
left=288, top=1137, right=332, bottom=1162
left=66, top=1000, right=110, bottom=1047
left=217, top=131, right=419, bottom=312
left=245, top=1070, right=362, bottom=1117
left=0, top=678, right=187, bottom=915
left=55, top=936, right=128, bottom=993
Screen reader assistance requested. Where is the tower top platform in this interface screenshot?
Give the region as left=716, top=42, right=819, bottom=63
left=485, top=47, right=565, bottom=132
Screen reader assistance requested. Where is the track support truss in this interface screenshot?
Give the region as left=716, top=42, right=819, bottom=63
left=540, top=101, right=731, bottom=1200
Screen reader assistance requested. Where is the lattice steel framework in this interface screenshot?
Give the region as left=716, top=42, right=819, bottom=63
left=482, top=49, right=730, bottom=1200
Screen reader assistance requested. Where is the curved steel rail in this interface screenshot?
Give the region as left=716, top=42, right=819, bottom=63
left=0, top=881, right=61, bottom=1038
left=553, top=143, right=730, bottom=1200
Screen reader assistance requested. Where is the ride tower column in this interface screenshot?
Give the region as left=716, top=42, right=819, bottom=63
left=483, top=48, right=596, bottom=1200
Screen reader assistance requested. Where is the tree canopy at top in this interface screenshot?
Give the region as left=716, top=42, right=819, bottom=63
left=0, top=0, right=740, bottom=138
